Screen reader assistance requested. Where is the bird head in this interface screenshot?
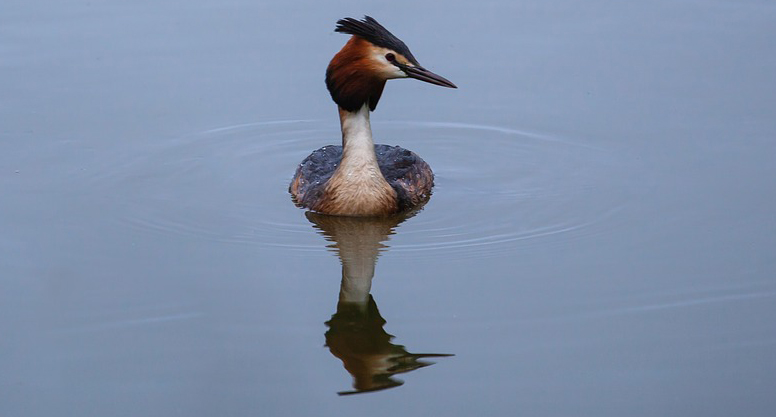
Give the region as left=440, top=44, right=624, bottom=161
left=326, top=16, right=457, bottom=112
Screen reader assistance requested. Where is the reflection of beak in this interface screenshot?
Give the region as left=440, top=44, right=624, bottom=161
left=403, top=65, right=457, bottom=88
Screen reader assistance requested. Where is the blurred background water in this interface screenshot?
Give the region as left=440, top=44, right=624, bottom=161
left=2, top=0, right=775, bottom=416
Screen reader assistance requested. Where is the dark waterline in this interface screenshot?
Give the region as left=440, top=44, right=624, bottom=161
left=2, top=1, right=776, bottom=416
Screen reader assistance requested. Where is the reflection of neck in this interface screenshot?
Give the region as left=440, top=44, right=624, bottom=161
left=336, top=222, right=385, bottom=305
left=305, top=213, right=403, bottom=304
left=305, top=213, right=400, bottom=305
left=339, top=251, right=379, bottom=305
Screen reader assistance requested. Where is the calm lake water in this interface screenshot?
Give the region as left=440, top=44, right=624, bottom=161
left=2, top=1, right=776, bottom=416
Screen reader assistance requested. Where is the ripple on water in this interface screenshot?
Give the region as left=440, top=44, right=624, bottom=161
left=380, top=121, right=632, bottom=259
left=89, top=119, right=634, bottom=259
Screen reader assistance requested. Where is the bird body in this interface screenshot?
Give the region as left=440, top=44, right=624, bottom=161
left=290, top=16, right=455, bottom=216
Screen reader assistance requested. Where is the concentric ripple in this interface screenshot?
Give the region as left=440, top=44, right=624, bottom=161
left=376, top=121, right=634, bottom=259
left=87, top=119, right=636, bottom=259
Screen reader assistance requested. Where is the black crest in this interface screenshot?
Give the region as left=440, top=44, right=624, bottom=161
left=335, top=16, right=419, bottom=65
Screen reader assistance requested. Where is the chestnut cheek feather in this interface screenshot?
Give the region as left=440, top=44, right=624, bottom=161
left=326, top=38, right=388, bottom=111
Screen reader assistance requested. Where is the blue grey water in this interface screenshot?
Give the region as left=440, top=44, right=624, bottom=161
left=2, top=0, right=775, bottom=415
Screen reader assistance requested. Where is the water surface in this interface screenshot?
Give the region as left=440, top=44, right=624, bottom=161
left=2, top=1, right=775, bottom=416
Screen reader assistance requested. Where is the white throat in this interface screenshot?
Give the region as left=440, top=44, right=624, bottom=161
left=340, top=104, right=376, bottom=162
left=321, top=104, right=396, bottom=216
left=336, top=104, right=384, bottom=178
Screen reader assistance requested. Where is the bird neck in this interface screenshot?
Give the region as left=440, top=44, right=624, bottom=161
left=338, top=104, right=379, bottom=169
left=317, top=104, right=396, bottom=216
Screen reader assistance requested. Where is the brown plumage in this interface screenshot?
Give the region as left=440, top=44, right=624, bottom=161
left=290, top=142, right=435, bottom=215
left=289, top=16, right=456, bottom=217
left=326, top=37, right=387, bottom=112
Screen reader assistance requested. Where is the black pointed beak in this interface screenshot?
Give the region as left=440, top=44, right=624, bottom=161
left=403, top=65, right=457, bottom=88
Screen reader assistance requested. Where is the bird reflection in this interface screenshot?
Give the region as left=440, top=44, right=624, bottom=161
left=305, top=212, right=452, bottom=395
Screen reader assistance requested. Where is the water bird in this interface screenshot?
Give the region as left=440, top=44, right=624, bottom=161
left=290, top=16, right=456, bottom=216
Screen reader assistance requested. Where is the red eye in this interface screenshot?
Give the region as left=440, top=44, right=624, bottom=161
left=385, top=53, right=395, bottom=62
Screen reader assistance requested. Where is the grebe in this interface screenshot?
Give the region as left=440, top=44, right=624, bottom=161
left=290, top=16, right=456, bottom=216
